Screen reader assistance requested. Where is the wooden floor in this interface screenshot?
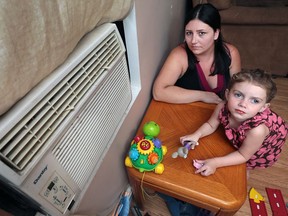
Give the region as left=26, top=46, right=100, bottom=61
left=141, top=77, right=288, bottom=216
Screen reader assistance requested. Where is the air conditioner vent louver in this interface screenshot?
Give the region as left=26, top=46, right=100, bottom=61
left=52, top=56, right=131, bottom=189
left=0, top=29, right=125, bottom=173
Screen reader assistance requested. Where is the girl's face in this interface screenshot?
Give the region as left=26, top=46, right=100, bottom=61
left=225, top=81, right=269, bottom=123
left=185, top=19, right=219, bottom=56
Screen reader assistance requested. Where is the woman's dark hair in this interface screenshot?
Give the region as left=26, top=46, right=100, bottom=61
left=184, top=3, right=231, bottom=77
left=184, top=3, right=221, bottom=30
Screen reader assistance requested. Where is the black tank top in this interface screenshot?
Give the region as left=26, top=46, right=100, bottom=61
left=175, top=45, right=231, bottom=99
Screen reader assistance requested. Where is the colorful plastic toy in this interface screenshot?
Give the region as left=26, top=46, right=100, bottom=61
left=125, top=121, right=167, bottom=174
left=171, top=140, right=199, bottom=159
left=249, top=187, right=287, bottom=216
left=249, top=187, right=267, bottom=216
left=193, top=160, right=204, bottom=169
left=171, top=146, right=189, bottom=159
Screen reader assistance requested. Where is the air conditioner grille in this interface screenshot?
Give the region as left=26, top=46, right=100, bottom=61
left=0, top=30, right=123, bottom=172
left=52, top=57, right=131, bottom=189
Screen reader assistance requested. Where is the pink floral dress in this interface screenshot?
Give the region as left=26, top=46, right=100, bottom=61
left=219, top=105, right=288, bottom=169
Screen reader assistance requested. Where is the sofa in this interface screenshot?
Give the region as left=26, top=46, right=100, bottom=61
left=192, top=0, right=288, bottom=76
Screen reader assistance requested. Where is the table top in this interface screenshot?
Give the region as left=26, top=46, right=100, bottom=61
left=127, top=99, right=247, bottom=212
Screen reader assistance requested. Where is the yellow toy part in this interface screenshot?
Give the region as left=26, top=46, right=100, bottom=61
left=154, top=163, right=164, bottom=174
left=125, top=157, right=133, bottom=167
left=249, top=187, right=265, bottom=203
left=162, top=145, right=167, bottom=155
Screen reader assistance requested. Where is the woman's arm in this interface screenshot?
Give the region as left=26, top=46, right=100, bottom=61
left=152, top=46, right=223, bottom=104
left=195, top=123, right=269, bottom=176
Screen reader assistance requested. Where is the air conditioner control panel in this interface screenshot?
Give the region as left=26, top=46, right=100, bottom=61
left=40, top=172, right=75, bottom=214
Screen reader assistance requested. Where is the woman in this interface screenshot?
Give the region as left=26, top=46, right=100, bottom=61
left=153, top=3, right=241, bottom=104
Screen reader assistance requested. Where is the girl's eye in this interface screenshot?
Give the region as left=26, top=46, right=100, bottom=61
left=234, top=92, right=242, bottom=98
left=250, top=98, right=260, bottom=104
left=185, top=31, right=192, bottom=36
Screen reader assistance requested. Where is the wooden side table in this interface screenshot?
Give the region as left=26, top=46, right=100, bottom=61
left=126, top=100, right=247, bottom=215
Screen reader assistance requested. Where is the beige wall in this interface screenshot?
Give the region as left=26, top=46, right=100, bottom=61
left=75, top=0, right=187, bottom=214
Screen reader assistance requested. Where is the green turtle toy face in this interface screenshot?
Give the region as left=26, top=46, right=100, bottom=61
left=125, top=121, right=167, bottom=174
left=143, top=121, right=160, bottom=137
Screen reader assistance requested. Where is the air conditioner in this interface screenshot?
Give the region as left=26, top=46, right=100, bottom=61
left=0, top=23, right=132, bottom=215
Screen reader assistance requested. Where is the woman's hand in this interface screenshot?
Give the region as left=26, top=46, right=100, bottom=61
left=194, top=158, right=218, bottom=176
left=201, top=92, right=222, bottom=104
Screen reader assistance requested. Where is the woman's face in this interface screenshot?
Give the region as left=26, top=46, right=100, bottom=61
left=185, top=19, right=219, bottom=56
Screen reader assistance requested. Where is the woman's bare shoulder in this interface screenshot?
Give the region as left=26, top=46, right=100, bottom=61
left=225, top=42, right=241, bottom=73
left=225, top=43, right=239, bottom=54
left=170, top=44, right=186, bottom=56
left=166, top=44, right=188, bottom=66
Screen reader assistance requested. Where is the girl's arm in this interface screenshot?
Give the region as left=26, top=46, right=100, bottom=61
left=180, top=102, right=224, bottom=145
left=195, top=123, right=269, bottom=176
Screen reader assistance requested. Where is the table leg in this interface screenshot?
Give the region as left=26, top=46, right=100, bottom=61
left=127, top=173, right=145, bottom=211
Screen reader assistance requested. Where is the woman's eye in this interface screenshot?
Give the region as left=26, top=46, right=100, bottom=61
left=185, top=31, right=192, bottom=36
left=199, top=32, right=206, bottom=36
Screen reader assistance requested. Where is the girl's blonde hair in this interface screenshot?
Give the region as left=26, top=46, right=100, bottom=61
left=228, top=69, right=277, bottom=102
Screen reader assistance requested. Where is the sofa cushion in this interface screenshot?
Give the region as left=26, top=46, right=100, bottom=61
left=208, top=0, right=232, bottom=10
left=220, top=6, right=288, bottom=25
left=234, top=0, right=288, bottom=7
left=192, top=0, right=232, bottom=10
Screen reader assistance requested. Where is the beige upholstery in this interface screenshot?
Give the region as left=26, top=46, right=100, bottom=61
left=0, top=0, right=133, bottom=115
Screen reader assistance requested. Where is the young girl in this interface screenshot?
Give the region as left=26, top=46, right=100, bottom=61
left=180, top=69, right=288, bottom=176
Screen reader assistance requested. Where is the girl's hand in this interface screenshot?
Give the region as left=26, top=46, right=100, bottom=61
left=194, top=158, right=217, bottom=176
left=180, top=135, right=199, bottom=149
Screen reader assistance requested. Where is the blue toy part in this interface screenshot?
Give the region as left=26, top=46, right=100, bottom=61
left=152, top=138, right=162, bottom=148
